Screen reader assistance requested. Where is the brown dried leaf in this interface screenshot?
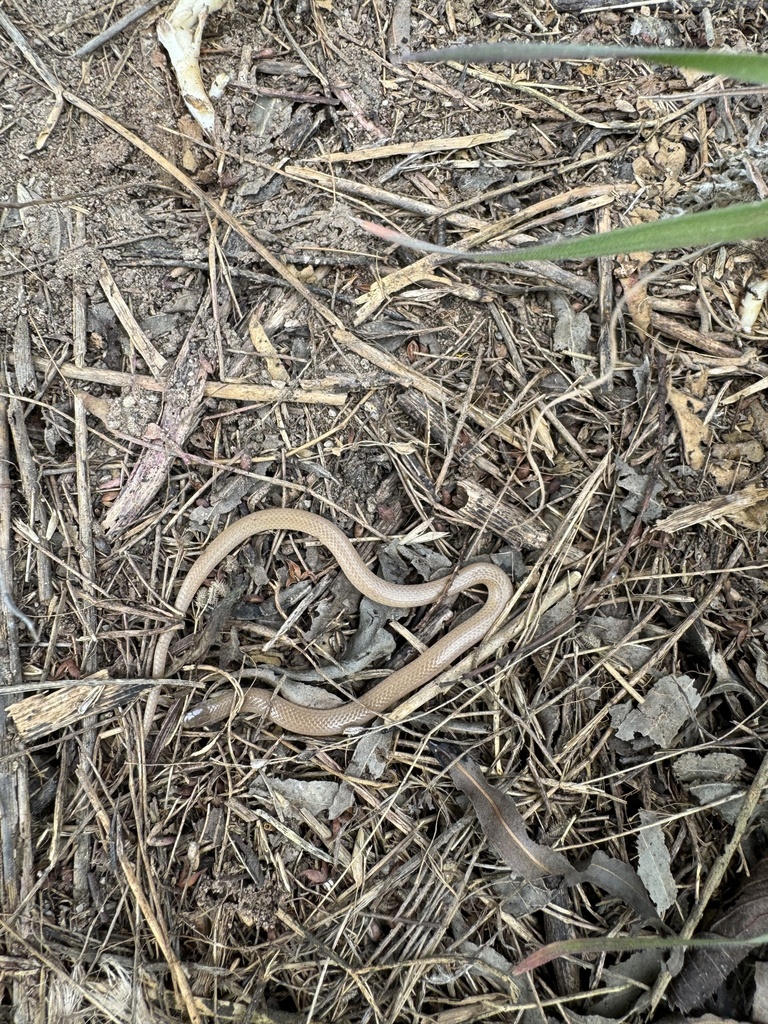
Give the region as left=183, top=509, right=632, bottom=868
left=433, top=744, right=570, bottom=881
left=433, top=745, right=659, bottom=920
left=669, top=858, right=768, bottom=1012
left=667, top=385, right=711, bottom=471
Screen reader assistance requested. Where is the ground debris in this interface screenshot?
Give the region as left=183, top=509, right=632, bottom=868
left=2, top=1, right=768, bottom=1021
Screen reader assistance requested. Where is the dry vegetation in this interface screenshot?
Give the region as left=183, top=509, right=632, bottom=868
left=2, top=0, right=768, bottom=1022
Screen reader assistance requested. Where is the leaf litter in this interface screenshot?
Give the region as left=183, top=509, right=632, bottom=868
left=2, top=1, right=768, bottom=1022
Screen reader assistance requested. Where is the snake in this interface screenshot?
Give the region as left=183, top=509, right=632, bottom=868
left=152, top=509, right=513, bottom=736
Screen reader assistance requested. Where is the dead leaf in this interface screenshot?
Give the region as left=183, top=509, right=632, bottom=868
left=584, top=615, right=650, bottom=672
left=432, top=744, right=658, bottom=920
left=550, top=291, right=592, bottom=376
left=636, top=811, right=676, bottom=915
left=616, top=457, right=663, bottom=529
left=673, top=752, right=748, bottom=825
left=616, top=248, right=652, bottom=336
left=576, top=850, right=660, bottom=921
left=248, top=311, right=290, bottom=383
left=674, top=752, right=746, bottom=785
left=611, top=674, right=701, bottom=748
left=667, top=385, right=711, bottom=471
left=584, top=948, right=666, bottom=1018
left=269, top=779, right=341, bottom=818
left=433, top=744, right=570, bottom=881
left=669, top=858, right=768, bottom=1012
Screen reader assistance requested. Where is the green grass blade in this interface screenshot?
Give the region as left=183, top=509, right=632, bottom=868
left=362, top=200, right=768, bottom=263
left=410, top=42, right=768, bottom=87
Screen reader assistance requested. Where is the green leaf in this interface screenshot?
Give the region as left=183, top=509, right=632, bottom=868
left=361, top=200, right=768, bottom=263
left=410, top=42, right=768, bottom=87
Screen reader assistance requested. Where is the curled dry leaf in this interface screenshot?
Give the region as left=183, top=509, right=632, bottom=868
left=157, top=0, right=228, bottom=136
left=432, top=744, right=659, bottom=921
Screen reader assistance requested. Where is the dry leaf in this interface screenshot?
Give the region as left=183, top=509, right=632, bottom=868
left=636, top=811, right=676, bottom=915
left=433, top=744, right=659, bottom=920
left=550, top=291, right=592, bottom=376
left=585, top=948, right=666, bottom=1018
left=667, top=385, right=711, bottom=471
left=674, top=753, right=746, bottom=785
left=616, top=457, right=663, bottom=529
left=579, top=850, right=660, bottom=921
left=669, top=858, right=768, bottom=1012
left=434, top=744, right=570, bottom=881
left=584, top=615, right=651, bottom=672
left=616, top=249, right=652, bottom=336
left=611, top=674, right=701, bottom=748
left=268, top=779, right=341, bottom=818
left=248, top=311, right=290, bottom=383
left=673, top=752, right=747, bottom=825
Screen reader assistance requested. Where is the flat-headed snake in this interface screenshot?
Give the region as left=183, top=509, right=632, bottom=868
left=152, top=509, right=512, bottom=736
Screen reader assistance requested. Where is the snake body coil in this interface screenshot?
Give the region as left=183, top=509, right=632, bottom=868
left=152, top=509, right=512, bottom=736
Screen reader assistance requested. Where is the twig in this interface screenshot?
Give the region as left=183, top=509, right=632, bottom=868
left=71, top=0, right=165, bottom=58
left=273, top=0, right=328, bottom=87
left=6, top=352, right=348, bottom=406
left=0, top=375, right=38, bottom=643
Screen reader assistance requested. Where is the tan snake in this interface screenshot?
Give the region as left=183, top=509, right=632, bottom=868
left=152, top=509, right=513, bottom=736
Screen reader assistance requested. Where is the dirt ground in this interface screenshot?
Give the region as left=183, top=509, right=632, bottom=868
left=3, top=0, right=768, bottom=1021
